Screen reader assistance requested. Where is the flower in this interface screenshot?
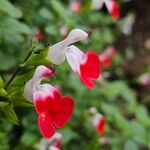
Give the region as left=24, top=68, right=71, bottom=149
left=119, top=14, right=135, bottom=36
left=99, top=47, right=117, bottom=68
left=70, top=1, right=82, bottom=13
left=91, top=0, right=120, bottom=19
left=35, top=29, right=45, bottom=41
left=138, top=73, right=150, bottom=86
left=46, top=29, right=100, bottom=89
left=38, top=132, right=63, bottom=150
left=24, top=65, right=74, bottom=138
left=92, top=113, right=106, bottom=135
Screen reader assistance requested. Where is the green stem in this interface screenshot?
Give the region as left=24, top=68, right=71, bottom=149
left=5, top=49, right=33, bottom=89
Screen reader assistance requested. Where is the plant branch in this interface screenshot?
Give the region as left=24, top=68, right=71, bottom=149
left=5, top=48, right=34, bottom=89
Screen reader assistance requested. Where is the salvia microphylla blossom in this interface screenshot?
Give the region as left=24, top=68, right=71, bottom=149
left=46, top=29, right=100, bottom=89
left=24, top=66, right=74, bottom=138
left=99, top=47, right=117, bottom=68
left=35, top=29, right=45, bottom=41
left=92, top=113, right=106, bottom=135
left=91, top=0, right=120, bottom=19
left=70, top=1, right=82, bottom=13
left=38, top=132, right=63, bottom=150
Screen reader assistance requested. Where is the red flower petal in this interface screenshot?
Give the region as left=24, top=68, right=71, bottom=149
left=38, top=114, right=55, bottom=138
left=100, top=55, right=111, bottom=68
left=96, top=117, right=106, bottom=135
left=51, top=96, right=74, bottom=128
left=79, top=51, right=100, bottom=88
left=110, top=1, right=120, bottom=19
left=34, top=93, right=53, bottom=114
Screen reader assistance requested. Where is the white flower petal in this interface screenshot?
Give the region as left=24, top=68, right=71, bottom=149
left=104, top=0, right=113, bottom=12
left=91, top=0, right=104, bottom=10
left=65, top=28, right=88, bottom=44
left=23, top=79, right=34, bottom=102
left=47, top=41, right=67, bottom=65
left=23, top=66, right=53, bottom=102
left=46, top=29, right=88, bottom=65
left=65, top=45, right=84, bottom=72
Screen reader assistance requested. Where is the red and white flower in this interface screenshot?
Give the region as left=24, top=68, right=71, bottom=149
left=34, top=29, right=45, bottom=41
left=91, top=0, right=120, bottom=19
left=46, top=29, right=100, bottom=89
left=92, top=113, right=106, bottom=135
left=99, top=47, right=117, bottom=68
left=24, top=65, right=74, bottom=138
left=38, top=132, right=63, bottom=150
left=70, top=1, right=82, bottom=13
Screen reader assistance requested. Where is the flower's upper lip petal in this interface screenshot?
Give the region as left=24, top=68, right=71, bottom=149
left=65, top=28, right=88, bottom=45
left=46, top=29, right=88, bottom=65
left=23, top=66, right=53, bottom=102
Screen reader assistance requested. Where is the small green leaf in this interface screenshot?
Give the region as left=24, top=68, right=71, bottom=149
left=130, top=122, right=148, bottom=145
left=1, top=105, right=19, bottom=124
left=0, top=102, right=9, bottom=108
left=0, top=77, right=4, bottom=88
left=0, top=88, right=7, bottom=97
left=0, top=0, right=22, bottom=18
left=9, top=87, right=33, bottom=107
left=27, top=47, right=51, bottom=66
left=31, top=38, right=38, bottom=48
left=124, top=140, right=139, bottom=150
left=60, top=128, right=79, bottom=144
left=38, top=7, right=53, bottom=20
left=1, top=17, right=31, bottom=34
left=135, top=105, right=150, bottom=127
left=11, top=71, right=34, bottom=86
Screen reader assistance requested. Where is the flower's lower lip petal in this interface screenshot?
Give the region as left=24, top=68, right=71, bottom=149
left=38, top=115, right=55, bottom=138
left=96, top=117, right=106, bottom=135
left=80, top=77, right=95, bottom=89
left=79, top=51, right=100, bottom=88
left=51, top=96, right=74, bottom=128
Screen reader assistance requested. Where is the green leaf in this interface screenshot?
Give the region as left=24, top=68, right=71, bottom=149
left=0, top=102, right=9, bottom=108
left=101, top=102, right=119, bottom=115
left=11, top=71, right=34, bottom=86
left=60, top=128, right=79, bottom=144
left=27, top=47, right=51, bottom=66
left=9, top=87, right=33, bottom=107
left=31, top=37, right=38, bottom=48
left=38, top=7, right=53, bottom=20
left=0, top=77, right=4, bottom=88
left=0, top=0, right=22, bottom=18
left=1, top=17, right=31, bottom=34
left=135, top=105, right=150, bottom=127
left=0, top=88, right=7, bottom=97
left=114, top=113, right=131, bottom=137
left=1, top=105, right=19, bottom=124
left=50, top=0, right=67, bottom=18
left=124, top=140, right=139, bottom=150
left=100, top=81, right=123, bottom=101
left=130, top=122, right=148, bottom=145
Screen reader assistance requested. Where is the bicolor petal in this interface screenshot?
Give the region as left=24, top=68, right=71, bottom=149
left=65, top=46, right=100, bottom=88
left=105, top=0, right=120, bottom=19
left=79, top=51, right=100, bottom=88
left=92, top=113, right=106, bottom=135
left=24, top=65, right=53, bottom=102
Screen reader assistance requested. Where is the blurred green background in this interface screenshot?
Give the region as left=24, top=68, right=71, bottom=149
left=0, top=0, right=150, bottom=149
